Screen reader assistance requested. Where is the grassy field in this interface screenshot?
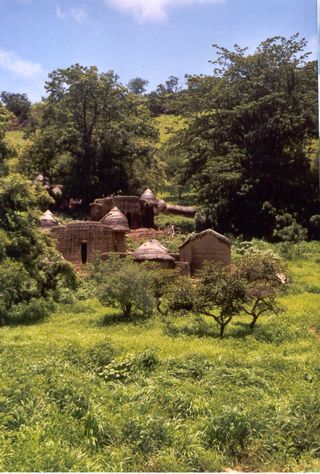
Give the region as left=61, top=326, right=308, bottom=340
left=0, top=241, right=319, bottom=472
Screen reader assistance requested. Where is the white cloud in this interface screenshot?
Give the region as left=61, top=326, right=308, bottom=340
left=105, top=0, right=223, bottom=22
left=56, top=4, right=66, bottom=19
left=70, top=7, right=88, bottom=24
left=56, top=5, right=88, bottom=24
left=0, top=49, right=44, bottom=78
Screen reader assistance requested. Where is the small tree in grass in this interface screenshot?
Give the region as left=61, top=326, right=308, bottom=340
left=235, top=249, right=286, bottom=329
left=165, top=251, right=286, bottom=337
left=196, top=264, right=247, bottom=337
left=92, top=256, right=155, bottom=318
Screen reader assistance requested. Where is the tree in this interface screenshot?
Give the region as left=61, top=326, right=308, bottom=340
left=21, top=65, right=158, bottom=206
left=92, top=256, right=155, bottom=318
left=165, top=266, right=246, bottom=338
left=128, top=77, right=149, bottom=95
left=235, top=249, right=285, bottom=329
left=0, top=91, right=31, bottom=122
left=196, top=264, right=247, bottom=337
left=0, top=104, right=11, bottom=176
left=172, top=35, right=318, bottom=239
left=0, top=173, right=76, bottom=321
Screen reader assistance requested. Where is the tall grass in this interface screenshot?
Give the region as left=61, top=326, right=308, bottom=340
left=0, top=241, right=319, bottom=471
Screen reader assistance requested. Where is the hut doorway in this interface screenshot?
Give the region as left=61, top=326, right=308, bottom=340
left=143, top=205, right=154, bottom=228
left=81, top=242, right=88, bottom=264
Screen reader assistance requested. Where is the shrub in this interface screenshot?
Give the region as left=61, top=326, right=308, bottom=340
left=91, top=256, right=155, bottom=318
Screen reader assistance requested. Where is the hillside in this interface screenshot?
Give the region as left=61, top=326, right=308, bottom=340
left=0, top=241, right=319, bottom=472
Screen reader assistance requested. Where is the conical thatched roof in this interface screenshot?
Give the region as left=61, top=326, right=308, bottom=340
left=100, top=207, right=129, bottom=231
left=141, top=188, right=156, bottom=201
left=133, top=239, right=174, bottom=262
left=40, top=210, right=59, bottom=228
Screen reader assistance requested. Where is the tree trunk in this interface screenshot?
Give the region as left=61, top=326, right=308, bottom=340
left=123, top=303, right=132, bottom=318
left=249, top=314, right=258, bottom=330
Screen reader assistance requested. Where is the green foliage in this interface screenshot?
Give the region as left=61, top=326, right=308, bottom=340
left=127, top=77, right=149, bottom=95
left=91, top=256, right=155, bottom=318
left=170, top=35, right=318, bottom=239
left=0, top=173, right=76, bottom=323
left=20, top=64, right=159, bottom=205
left=0, top=104, right=11, bottom=175
left=273, top=213, right=308, bottom=242
left=0, top=91, right=31, bottom=121
left=0, top=246, right=320, bottom=473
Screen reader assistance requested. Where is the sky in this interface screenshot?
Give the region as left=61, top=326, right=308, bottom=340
left=0, top=0, right=317, bottom=101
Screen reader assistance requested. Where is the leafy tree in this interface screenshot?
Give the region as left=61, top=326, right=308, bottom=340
left=196, top=264, right=247, bottom=337
left=0, top=104, right=11, bottom=176
left=92, top=256, right=155, bottom=318
left=21, top=65, right=158, bottom=206
left=235, top=249, right=285, bottom=329
left=0, top=91, right=31, bottom=121
left=128, top=77, right=149, bottom=95
left=172, top=35, right=318, bottom=239
left=0, top=173, right=76, bottom=321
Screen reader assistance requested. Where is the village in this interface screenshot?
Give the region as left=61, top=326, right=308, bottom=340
left=40, top=187, right=231, bottom=275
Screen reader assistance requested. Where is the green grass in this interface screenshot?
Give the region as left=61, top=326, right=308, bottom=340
left=0, top=241, right=320, bottom=471
left=153, top=114, right=186, bottom=145
left=4, top=130, right=32, bottom=171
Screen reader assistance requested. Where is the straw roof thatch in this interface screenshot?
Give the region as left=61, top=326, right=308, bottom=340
left=140, top=188, right=156, bottom=201
left=133, top=239, right=175, bottom=262
left=179, top=229, right=231, bottom=249
left=40, top=210, right=59, bottom=228
left=100, top=207, right=129, bottom=231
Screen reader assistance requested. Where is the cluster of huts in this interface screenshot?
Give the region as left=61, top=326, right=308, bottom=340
left=40, top=189, right=231, bottom=275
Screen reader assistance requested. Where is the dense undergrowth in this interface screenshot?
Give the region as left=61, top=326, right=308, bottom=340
left=0, top=241, right=319, bottom=471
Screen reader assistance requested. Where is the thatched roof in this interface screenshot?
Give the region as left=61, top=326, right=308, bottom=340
left=40, top=210, right=59, bottom=228
left=100, top=207, right=129, bottom=231
left=165, top=204, right=197, bottom=217
left=133, top=239, right=175, bottom=261
left=179, top=229, right=231, bottom=249
left=141, top=188, right=156, bottom=201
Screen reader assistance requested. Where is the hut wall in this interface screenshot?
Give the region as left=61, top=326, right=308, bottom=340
left=51, top=223, right=118, bottom=264
left=179, top=234, right=231, bottom=275
left=113, top=232, right=127, bottom=253
left=90, top=196, right=144, bottom=228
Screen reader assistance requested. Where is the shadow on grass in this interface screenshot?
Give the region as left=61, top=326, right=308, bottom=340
left=164, top=318, right=255, bottom=340
left=98, top=311, right=152, bottom=327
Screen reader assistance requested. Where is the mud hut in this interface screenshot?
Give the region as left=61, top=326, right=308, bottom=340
left=40, top=210, right=59, bottom=228
left=179, top=229, right=231, bottom=275
left=90, top=192, right=157, bottom=229
left=133, top=239, right=175, bottom=268
left=100, top=207, right=129, bottom=231
left=50, top=222, right=126, bottom=265
left=140, top=188, right=156, bottom=202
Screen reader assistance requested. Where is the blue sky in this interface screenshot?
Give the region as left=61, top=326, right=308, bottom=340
left=0, top=0, right=317, bottom=101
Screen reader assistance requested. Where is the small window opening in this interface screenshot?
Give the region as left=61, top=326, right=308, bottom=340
left=81, top=242, right=88, bottom=264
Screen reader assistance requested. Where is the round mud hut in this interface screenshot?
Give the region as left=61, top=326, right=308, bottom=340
left=133, top=239, right=175, bottom=268
left=100, top=207, right=129, bottom=231
left=40, top=210, right=59, bottom=228
left=140, top=188, right=156, bottom=202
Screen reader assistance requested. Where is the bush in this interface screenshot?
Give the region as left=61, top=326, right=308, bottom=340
left=3, top=298, right=55, bottom=325
left=91, top=256, right=155, bottom=318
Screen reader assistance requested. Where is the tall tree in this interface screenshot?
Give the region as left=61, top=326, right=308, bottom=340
left=128, top=77, right=149, bottom=95
left=0, top=91, right=31, bottom=122
left=172, top=35, right=318, bottom=239
left=21, top=65, right=158, bottom=206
